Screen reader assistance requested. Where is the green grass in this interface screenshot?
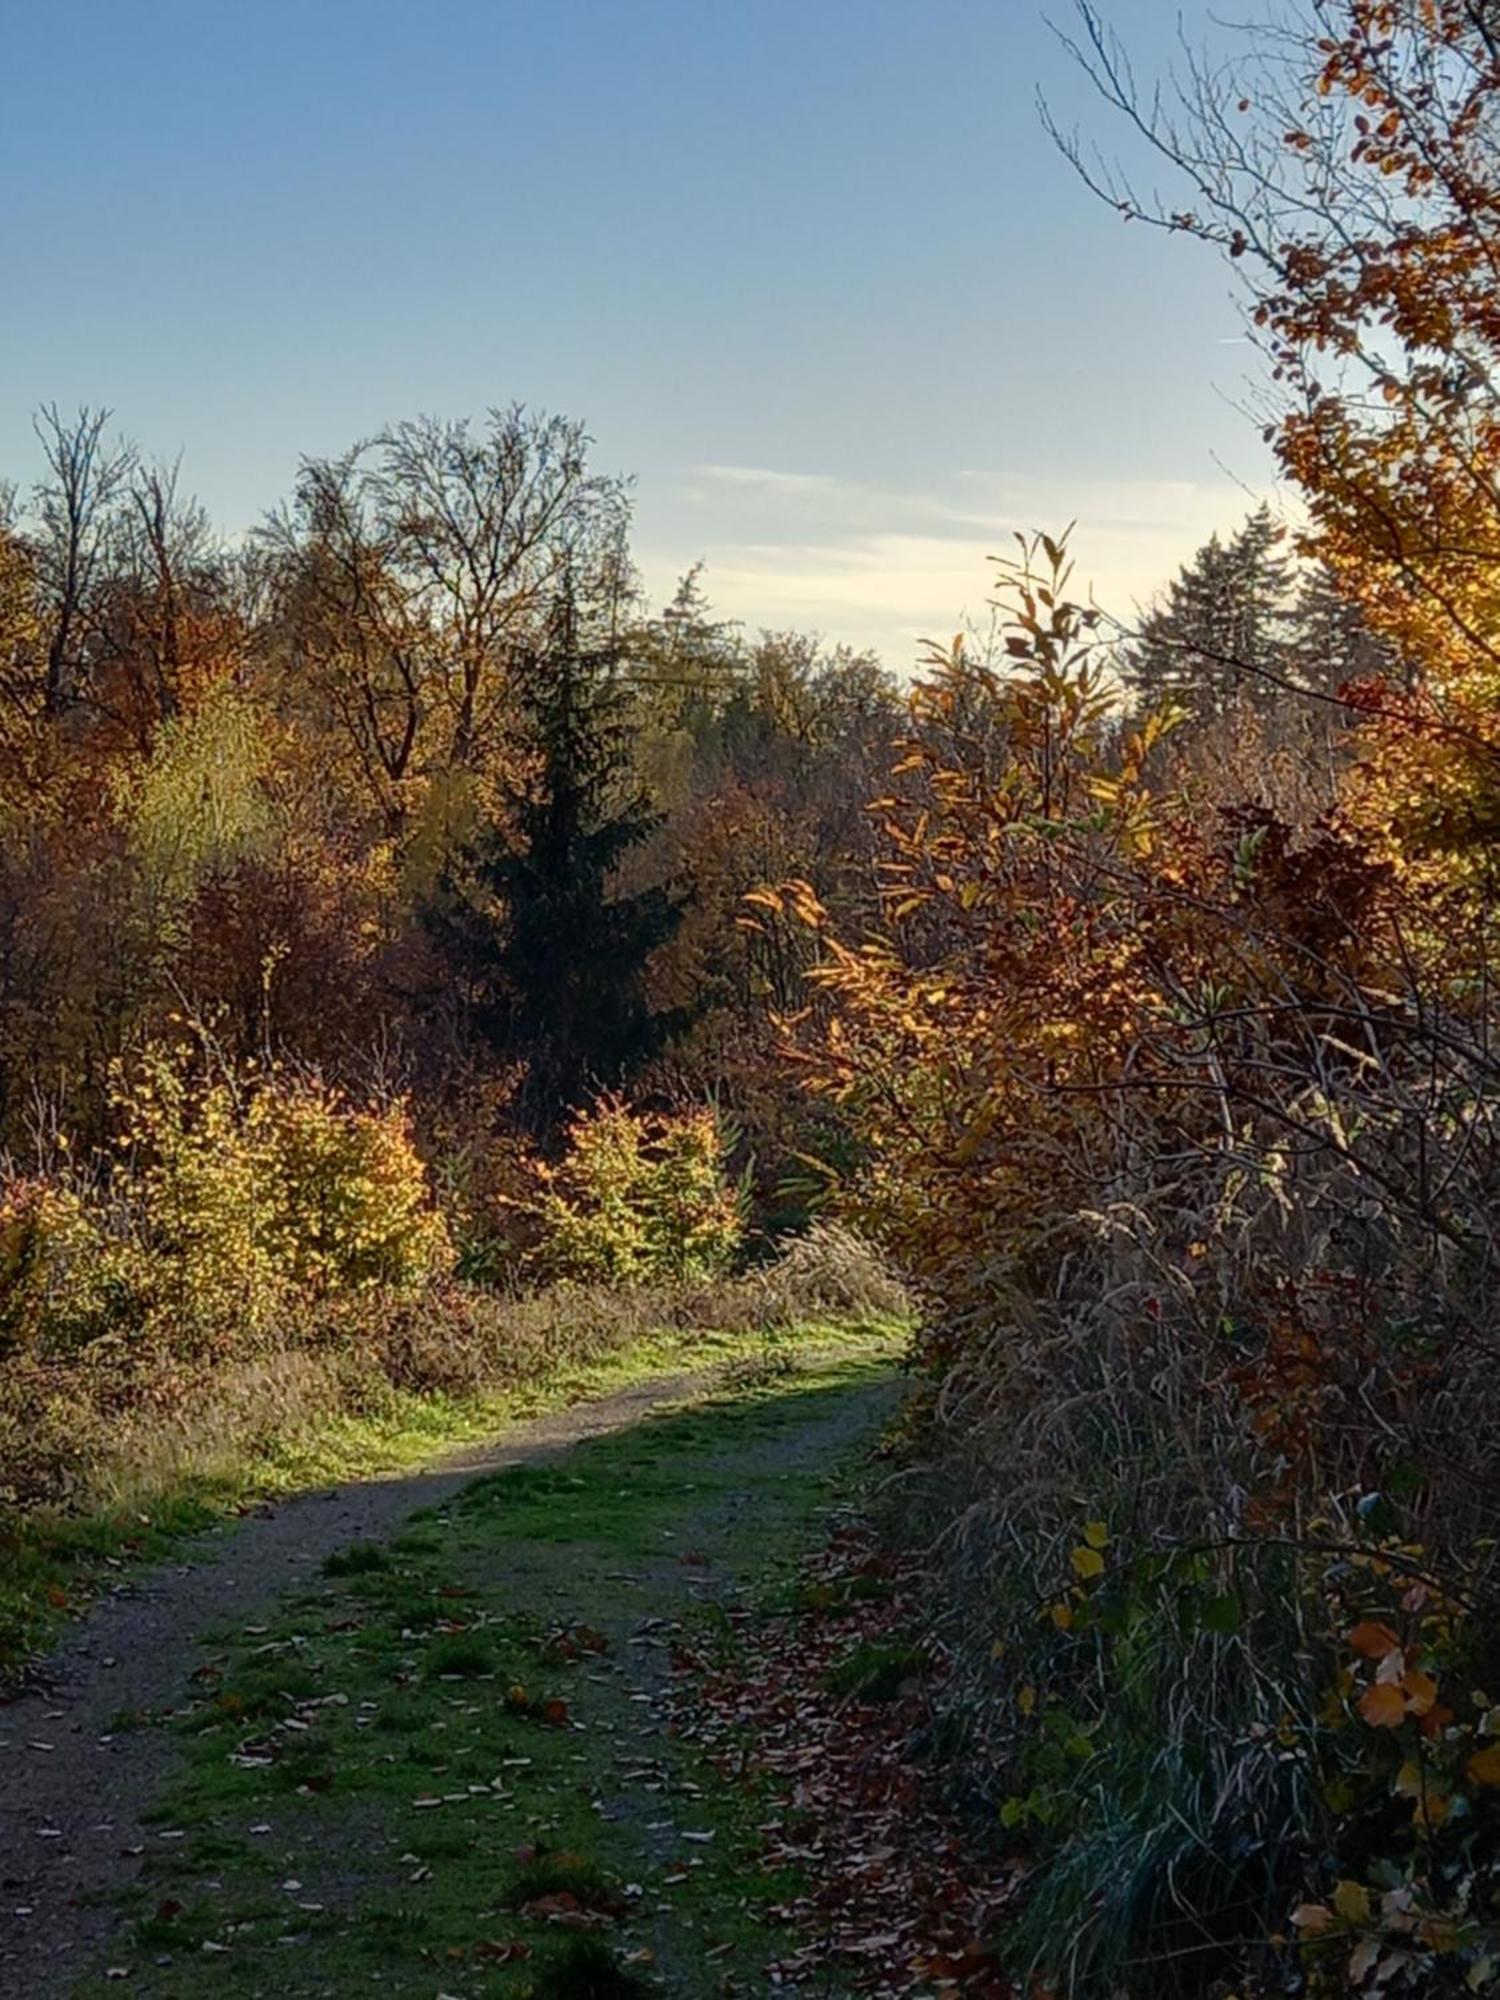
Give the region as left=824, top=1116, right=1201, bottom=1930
left=73, top=1335, right=903, bottom=1996
left=320, top=1541, right=389, bottom=1577
left=0, top=1311, right=896, bottom=1675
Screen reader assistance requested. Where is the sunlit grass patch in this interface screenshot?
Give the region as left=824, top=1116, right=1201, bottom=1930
left=0, top=1304, right=906, bottom=1674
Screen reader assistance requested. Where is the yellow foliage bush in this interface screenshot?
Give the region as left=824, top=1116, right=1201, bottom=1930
left=0, top=1037, right=452, bottom=1364
left=112, top=1042, right=286, bottom=1344
left=257, top=1079, right=452, bottom=1297
left=531, top=1096, right=746, bottom=1284
left=0, top=1175, right=137, bottom=1356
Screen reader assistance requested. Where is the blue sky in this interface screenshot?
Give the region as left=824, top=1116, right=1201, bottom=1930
left=0, top=0, right=1280, bottom=663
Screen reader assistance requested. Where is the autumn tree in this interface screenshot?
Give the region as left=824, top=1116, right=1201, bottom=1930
left=0, top=502, right=42, bottom=797
left=91, top=460, right=233, bottom=748
left=1052, top=0, right=1500, bottom=877
left=260, top=407, right=628, bottom=832
left=28, top=405, right=135, bottom=722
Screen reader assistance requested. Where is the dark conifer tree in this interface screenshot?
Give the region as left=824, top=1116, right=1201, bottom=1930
left=424, top=579, right=688, bottom=1127
left=1287, top=561, right=1397, bottom=698
left=1127, top=505, right=1294, bottom=721
left=640, top=565, right=746, bottom=729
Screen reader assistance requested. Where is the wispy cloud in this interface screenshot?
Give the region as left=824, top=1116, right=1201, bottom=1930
left=689, top=463, right=840, bottom=496
left=637, top=463, right=1283, bottom=667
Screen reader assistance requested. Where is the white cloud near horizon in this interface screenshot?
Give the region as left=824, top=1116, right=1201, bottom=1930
left=691, top=464, right=841, bottom=496
left=637, top=463, right=1287, bottom=670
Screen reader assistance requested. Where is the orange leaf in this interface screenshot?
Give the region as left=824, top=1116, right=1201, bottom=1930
left=1348, top=1620, right=1401, bottom=1660
left=1400, top=1668, right=1438, bottom=1717
left=1359, top=1682, right=1407, bottom=1729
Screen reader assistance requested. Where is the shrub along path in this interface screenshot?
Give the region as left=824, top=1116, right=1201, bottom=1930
left=0, top=1330, right=902, bottom=1997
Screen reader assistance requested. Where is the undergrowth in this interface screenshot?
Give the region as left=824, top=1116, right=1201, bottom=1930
left=0, top=1218, right=907, bottom=1673
left=786, top=529, right=1500, bottom=1995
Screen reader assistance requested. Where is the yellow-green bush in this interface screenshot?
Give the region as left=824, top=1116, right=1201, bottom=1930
left=0, top=1039, right=452, bottom=1365
left=113, top=1042, right=287, bottom=1345
left=0, top=1175, right=140, bottom=1356
left=257, top=1080, right=452, bottom=1297
left=532, top=1097, right=746, bottom=1283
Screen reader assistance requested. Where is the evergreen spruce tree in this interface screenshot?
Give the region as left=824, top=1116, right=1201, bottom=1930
left=424, top=580, right=688, bottom=1127
left=625, top=567, right=749, bottom=797
left=1287, top=561, right=1397, bottom=698
left=1128, top=505, right=1294, bottom=722
left=644, top=564, right=746, bottom=729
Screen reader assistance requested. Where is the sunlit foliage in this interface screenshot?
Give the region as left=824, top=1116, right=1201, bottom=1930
left=531, top=1096, right=746, bottom=1284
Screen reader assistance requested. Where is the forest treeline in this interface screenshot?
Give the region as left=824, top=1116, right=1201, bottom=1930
left=0, top=401, right=900, bottom=1158
left=0, top=392, right=916, bottom=1539
left=0, top=408, right=1379, bottom=1175
left=5, top=0, right=1500, bottom=1993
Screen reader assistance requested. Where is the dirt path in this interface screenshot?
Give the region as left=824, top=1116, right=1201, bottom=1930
left=0, top=1349, right=901, bottom=1996
left=0, top=1367, right=723, bottom=1993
